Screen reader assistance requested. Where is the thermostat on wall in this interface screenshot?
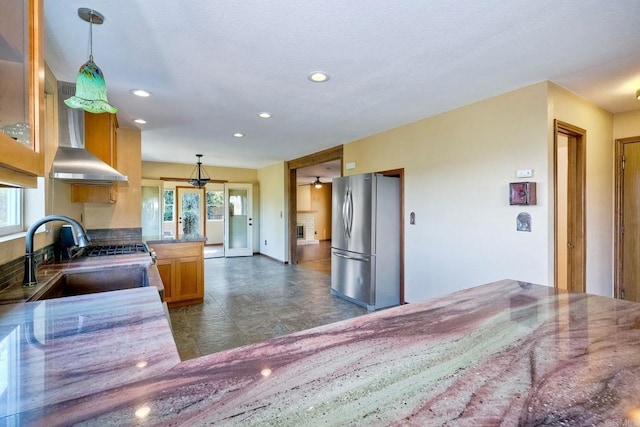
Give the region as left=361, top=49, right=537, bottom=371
left=516, top=169, right=533, bottom=178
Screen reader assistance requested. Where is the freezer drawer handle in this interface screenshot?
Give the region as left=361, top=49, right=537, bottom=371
left=333, top=252, right=368, bottom=262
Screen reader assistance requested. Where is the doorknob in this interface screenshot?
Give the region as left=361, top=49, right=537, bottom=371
left=567, top=242, right=573, bottom=248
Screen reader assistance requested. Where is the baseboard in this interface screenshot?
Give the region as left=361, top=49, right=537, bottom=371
left=257, top=252, right=287, bottom=264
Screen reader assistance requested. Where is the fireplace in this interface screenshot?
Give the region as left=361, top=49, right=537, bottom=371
left=297, top=225, right=304, bottom=239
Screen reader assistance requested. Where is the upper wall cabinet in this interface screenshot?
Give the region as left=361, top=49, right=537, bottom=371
left=0, top=0, right=44, bottom=187
left=70, top=112, right=119, bottom=203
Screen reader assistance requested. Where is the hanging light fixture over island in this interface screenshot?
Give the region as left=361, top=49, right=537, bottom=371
left=64, top=8, right=117, bottom=114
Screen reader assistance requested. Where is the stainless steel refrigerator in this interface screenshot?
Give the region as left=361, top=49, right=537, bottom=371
left=331, top=173, right=400, bottom=311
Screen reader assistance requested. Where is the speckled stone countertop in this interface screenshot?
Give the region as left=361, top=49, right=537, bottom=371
left=6, top=279, right=640, bottom=425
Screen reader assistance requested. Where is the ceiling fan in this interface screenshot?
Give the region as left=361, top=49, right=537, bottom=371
left=299, top=176, right=325, bottom=189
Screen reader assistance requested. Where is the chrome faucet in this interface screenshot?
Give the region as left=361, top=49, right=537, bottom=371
left=23, top=215, right=91, bottom=287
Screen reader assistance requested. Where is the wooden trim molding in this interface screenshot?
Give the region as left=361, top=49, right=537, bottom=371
left=554, top=120, right=586, bottom=293
left=159, top=177, right=228, bottom=184
left=287, top=145, right=343, bottom=264
left=614, top=136, right=640, bottom=299
left=379, top=168, right=406, bottom=305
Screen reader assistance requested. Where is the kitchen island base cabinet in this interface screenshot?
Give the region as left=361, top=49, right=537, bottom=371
left=149, top=241, right=204, bottom=308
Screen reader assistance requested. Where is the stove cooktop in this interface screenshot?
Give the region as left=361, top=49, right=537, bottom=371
left=85, top=243, right=149, bottom=257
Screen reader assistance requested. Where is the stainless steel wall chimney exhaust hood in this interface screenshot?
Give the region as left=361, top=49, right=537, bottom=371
left=51, top=81, right=128, bottom=184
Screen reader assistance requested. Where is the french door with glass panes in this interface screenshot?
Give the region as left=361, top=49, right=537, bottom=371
left=224, top=183, right=253, bottom=257
left=176, top=186, right=205, bottom=239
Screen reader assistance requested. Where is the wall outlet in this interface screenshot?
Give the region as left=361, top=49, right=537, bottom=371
left=264, top=240, right=267, bottom=245
left=346, top=162, right=356, bottom=170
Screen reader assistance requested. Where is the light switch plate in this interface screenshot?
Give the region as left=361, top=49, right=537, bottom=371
left=516, top=169, right=533, bottom=178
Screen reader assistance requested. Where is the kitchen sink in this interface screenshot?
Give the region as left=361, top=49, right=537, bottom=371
left=29, top=266, right=149, bottom=301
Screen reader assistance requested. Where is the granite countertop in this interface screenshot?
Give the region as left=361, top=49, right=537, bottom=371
left=6, top=279, right=640, bottom=425
left=0, top=287, right=179, bottom=421
left=0, top=253, right=162, bottom=305
left=144, top=236, right=207, bottom=244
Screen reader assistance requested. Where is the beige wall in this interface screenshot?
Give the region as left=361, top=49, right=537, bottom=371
left=142, top=161, right=258, bottom=183
left=547, top=82, right=614, bottom=296
left=613, top=109, right=640, bottom=139
left=343, top=81, right=621, bottom=301
left=345, top=82, right=550, bottom=302
left=257, top=161, right=287, bottom=261
left=83, top=127, right=142, bottom=229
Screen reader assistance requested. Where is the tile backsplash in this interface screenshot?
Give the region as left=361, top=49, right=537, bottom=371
left=87, top=228, right=143, bottom=245
left=0, top=244, right=55, bottom=293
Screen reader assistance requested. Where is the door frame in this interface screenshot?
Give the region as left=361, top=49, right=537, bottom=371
left=614, top=136, right=640, bottom=299
left=224, top=182, right=254, bottom=257
left=286, top=146, right=406, bottom=304
left=553, top=120, right=586, bottom=293
left=287, top=145, right=344, bottom=264
left=378, top=168, right=405, bottom=304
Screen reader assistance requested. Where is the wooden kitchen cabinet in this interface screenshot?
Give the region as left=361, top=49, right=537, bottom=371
left=0, top=0, right=44, bottom=187
left=148, top=240, right=204, bottom=308
left=70, top=112, right=119, bottom=203
left=70, top=184, right=117, bottom=203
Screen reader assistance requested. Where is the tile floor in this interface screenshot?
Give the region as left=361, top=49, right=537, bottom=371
left=168, top=241, right=367, bottom=360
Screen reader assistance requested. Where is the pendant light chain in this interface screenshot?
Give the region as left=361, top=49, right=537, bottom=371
left=88, top=11, right=94, bottom=62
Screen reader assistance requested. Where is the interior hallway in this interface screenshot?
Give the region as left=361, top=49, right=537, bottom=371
left=169, top=240, right=366, bottom=360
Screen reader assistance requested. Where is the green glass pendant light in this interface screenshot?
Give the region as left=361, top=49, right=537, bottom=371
left=64, top=8, right=118, bottom=114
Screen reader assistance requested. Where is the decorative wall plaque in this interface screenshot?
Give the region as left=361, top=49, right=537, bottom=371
left=510, top=182, right=537, bottom=205
left=517, top=212, right=531, bottom=232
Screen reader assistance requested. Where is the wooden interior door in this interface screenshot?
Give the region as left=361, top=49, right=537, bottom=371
left=616, top=137, right=640, bottom=301
left=554, top=120, right=586, bottom=293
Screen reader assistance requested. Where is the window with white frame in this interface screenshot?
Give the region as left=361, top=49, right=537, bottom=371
left=206, top=190, right=224, bottom=220
left=0, top=188, right=23, bottom=236
left=163, top=189, right=174, bottom=222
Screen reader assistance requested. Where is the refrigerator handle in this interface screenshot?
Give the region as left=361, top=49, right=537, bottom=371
left=348, top=187, right=354, bottom=238
left=343, top=188, right=351, bottom=238
left=333, top=252, right=368, bottom=262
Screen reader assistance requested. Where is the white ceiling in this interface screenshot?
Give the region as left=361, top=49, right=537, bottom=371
left=296, top=160, right=341, bottom=184
left=44, top=1, right=640, bottom=170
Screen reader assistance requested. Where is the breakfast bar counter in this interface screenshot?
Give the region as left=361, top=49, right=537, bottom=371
left=0, top=287, right=179, bottom=420
left=5, top=279, right=640, bottom=425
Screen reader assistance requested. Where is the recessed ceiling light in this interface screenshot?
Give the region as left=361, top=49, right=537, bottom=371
left=133, top=118, right=147, bottom=124
left=233, top=132, right=244, bottom=138
left=131, top=89, right=152, bottom=97
left=308, top=71, right=330, bottom=83
left=258, top=112, right=272, bottom=119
